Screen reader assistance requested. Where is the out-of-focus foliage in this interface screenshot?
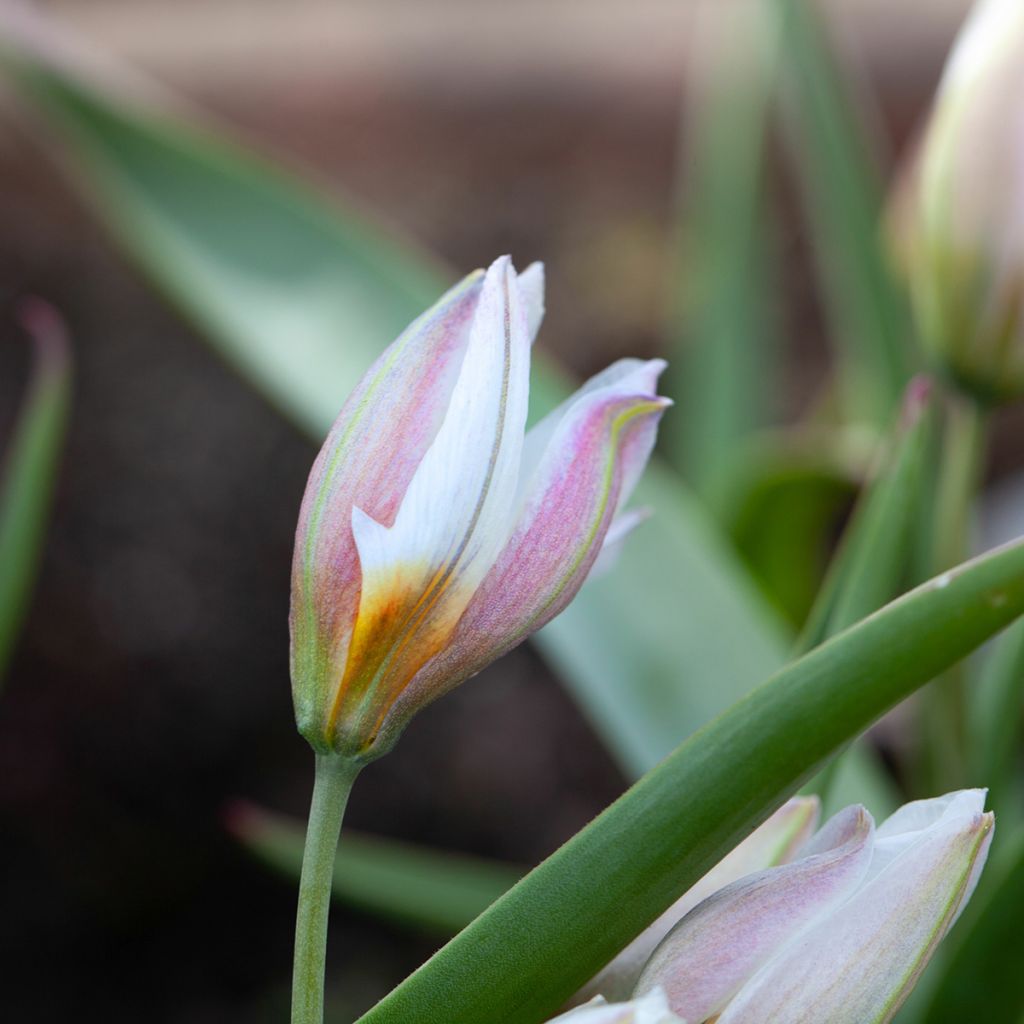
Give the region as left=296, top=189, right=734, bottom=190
left=776, top=0, right=915, bottom=427
left=666, top=2, right=778, bottom=498
left=0, top=301, right=71, bottom=681
left=227, top=803, right=521, bottom=936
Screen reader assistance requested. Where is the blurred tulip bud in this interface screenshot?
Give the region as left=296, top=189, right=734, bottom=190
left=547, top=988, right=683, bottom=1024
left=577, top=796, right=819, bottom=1003
left=635, top=790, right=994, bottom=1023
left=892, top=0, right=1024, bottom=400
left=290, top=256, right=669, bottom=762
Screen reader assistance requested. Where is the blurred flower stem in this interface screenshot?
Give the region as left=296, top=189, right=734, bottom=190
left=292, top=754, right=361, bottom=1024
left=924, top=391, right=987, bottom=791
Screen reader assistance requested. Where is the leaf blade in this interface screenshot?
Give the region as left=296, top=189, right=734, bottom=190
left=0, top=301, right=71, bottom=679
left=227, top=803, right=522, bottom=936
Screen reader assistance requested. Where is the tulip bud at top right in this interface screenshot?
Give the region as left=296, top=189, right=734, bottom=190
left=892, top=0, right=1024, bottom=401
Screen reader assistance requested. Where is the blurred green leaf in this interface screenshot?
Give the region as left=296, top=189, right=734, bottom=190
left=775, top=0, right=914, bottom=427
left=357, top=541, right=1024, bottom=1024
left=718, top=435, right=859, bottom=627
left=667, top=3, right=778, bottom=496
left=0, top=301, right=71, bottom=680
left=799, top=377, right=937, bottom=650
left=921, top=829, right=1024, bottom=1024
left=970, top=619, right=1024, bottom=806
left=227, top=802, right=521, bottom=936
left=0, top=11, right=794, bottom=779
left=795, top=377, right=937, bottom=815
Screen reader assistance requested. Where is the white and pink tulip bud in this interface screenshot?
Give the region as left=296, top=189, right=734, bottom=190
left=578, top=796, right=820, bottom=1003
left=290, top=256, right=669, bottom=762
left=892, top=0, right=1024, bottom=399
left=635, top=790, right=994, bottom=1024
left=547, top=988, right=684, bottom=1024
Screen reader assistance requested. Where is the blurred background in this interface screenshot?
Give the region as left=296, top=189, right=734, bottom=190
left=0, top=1, right=1016, bottom=1022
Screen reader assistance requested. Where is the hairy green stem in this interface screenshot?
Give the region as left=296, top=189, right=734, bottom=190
left=292, top=753, right=360, bottom=1024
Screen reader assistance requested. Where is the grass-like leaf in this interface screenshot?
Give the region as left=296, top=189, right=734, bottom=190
left=666, top=3, right=778, bottom=496
left=775, top=0, right=915, bottom=427
left=226, top=802, right=521, bottom=936
left=0, top=301, right=71, bottom=679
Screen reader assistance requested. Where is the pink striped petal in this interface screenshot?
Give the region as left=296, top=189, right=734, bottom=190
left=290, top=267, right=487, bottom=750
left=320, top=257, right=534, bottom=758
left=380, top=358, right=669, bottom=736
left=717, top=799, right=994, bottom=1024
left=635, top=806, right=874, bottom=1022
left=577, top=797, right=820, bottom=1004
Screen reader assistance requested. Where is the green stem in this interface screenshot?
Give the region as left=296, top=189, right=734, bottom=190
left=924, top=392, right=987, bottom=790
left=292, top=753, right=360, bottom=1024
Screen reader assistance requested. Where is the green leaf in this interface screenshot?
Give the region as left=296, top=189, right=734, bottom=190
left=795, top=378, right=936, bottom=815
left=775, top=0, right=914, bottom=427
left=0, top=301, right=71, bottom=679
left=920, top=829, right=1024, bottom=1024
left=227, top=802, right=521, bottom=936
left=970, top=619, right=1024, bottom=804
left=0, top=15, right=794, bottom=779
left=799, top=377, right=937, bottom=650
left=666, top=4, right=778, bottom=495
left=718, top=435, right=860, bottom=627
left=356, top=541, right=1024, bottom=1024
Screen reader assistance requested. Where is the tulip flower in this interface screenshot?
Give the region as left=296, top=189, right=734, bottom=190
left=547, top=988, right=684, bottom=1024
left=290, top=255, right=669, bottom=763
left=577, top=796, right=819, bottom=1003
left=288, top=257, right=667, bottom=1024
left=634, top=790, right=994, bottom=1024
left=892, top=0, right=1024, bottom=399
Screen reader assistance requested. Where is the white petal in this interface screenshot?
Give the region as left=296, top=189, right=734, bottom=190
left=718, top=805, right=994, bottom=1024
left=547, top=988, right=684, bottom=1023
left=577, top=798, right=818, bottom=1003
left=519, top=260, right=546, bottom=343
left=867, top=788, right=987, bottom=881
left=352, top=254, right=530, bottom=609
left=636, top=806, right=874, bottom=1022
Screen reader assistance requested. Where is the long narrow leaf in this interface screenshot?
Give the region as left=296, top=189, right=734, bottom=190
left=795, top=377, right=936, bottom=815
left=0, top=8, right=793, bottom=779
left=356, top=540, right=1024, bottom=1024
left=227, top=803, right=521, bottom=936
left=667, top=2, right=777, bottom=495
left=970, top=619, right=1024, bottom=805
left=799, top=376, right=936, bottom=649
left=0, top=300, right=71, bottom=679
left=775, top=0, right=914, bottom=427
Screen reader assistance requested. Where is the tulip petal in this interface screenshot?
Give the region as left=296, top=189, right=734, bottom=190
left=577, top=797, right=820, bottom=1004
left=636, top=806, right=874, bottom=1022
left=290, top=267, right=484, bottom=744
left=717, top=804, right=994, bottom=1024
left=331, top=256, right=532, bottom=755
left=547, top=988, right=684, bottom=1024
left=866, top=789, right=987, bottom=880
left=385, top=359, right=668, bottom=728
left=519, top=261, right=546, bottom=342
